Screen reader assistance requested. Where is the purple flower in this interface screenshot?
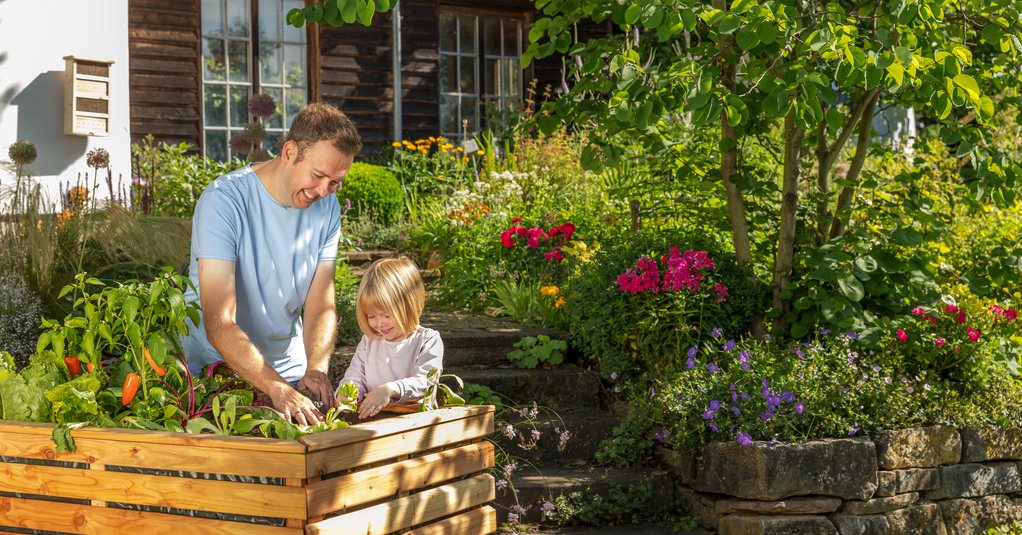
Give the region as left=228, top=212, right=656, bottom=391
left=737, top=432, right=752, bottom=445
left=709, top=399, right=721, bottom=411
left=649, top=386, right=656, bottom=399
left=739, top=350, right=751, bottom=371
left=794, top=402, right=805, bottom=414
left=653, top=428, right=670, bottom=443
left=711, top=327, right=723, bottom=339
left=708, top=422, right=720, bottom=433
left=793, top=348, right=806, bottom=360
left=846, top=332, right=859, bottom=340
left=731, top=405, right=741, bottom=415
left=819, top=328, right=831, bottom=335
left=848, top=425, right=861, bottom=436
left=686, top=357, right=696, bottom=369
left=687, top=346, right=698, bottom=358
left=702, top=409, right=716, bottom=420
left=706, top=362, right=719, bottom=373
left=760, top=411, right=774, bottom=421
left=781, top=390, right=795, bottom=403
left=721, top=339, right=736, bottom=352
left=729, top=383, right=738, bottom=401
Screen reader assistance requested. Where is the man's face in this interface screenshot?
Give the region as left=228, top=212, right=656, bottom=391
left=282, top=139, right=353, bottom=209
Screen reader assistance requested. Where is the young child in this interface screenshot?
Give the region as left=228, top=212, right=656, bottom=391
left=338, top=256, right=443, bottom=419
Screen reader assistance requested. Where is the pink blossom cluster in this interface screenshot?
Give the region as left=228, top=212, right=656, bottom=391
left=988, top=304, right=1019, bottom=322
left=616, top=246, right=728, bottom=299
left=499, top=217, right=575, bottom=262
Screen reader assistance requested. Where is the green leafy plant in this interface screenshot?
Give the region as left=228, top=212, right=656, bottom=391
left=506, top=335, right=566, bottom=369
left=339, top=163, right=403, bottom=225
left=421, top=368, right=465, bottom=411
left=131, top=135, right=239, bottom=217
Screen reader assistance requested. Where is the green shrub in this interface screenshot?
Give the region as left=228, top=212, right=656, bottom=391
left=334, top=262, right=361, bottom=345
left=339, top=163, right=402, bottom=225
left=131, top=135, right=239, bottom=218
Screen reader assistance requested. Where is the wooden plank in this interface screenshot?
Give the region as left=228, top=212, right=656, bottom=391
left=307, top=441, right=494, bottom=516
left=301, top=406, right=493, bottom=451
left=402, top=505, right=497, bottom=535
left=306, top=474, right=494, bottom=535
left=0, top=430, right=306, bottom=479
left=304, top=411, right=492, bottom=476
left=0, top=496, right=296, bottom=535
left=0, top=463, right=306, bottom=519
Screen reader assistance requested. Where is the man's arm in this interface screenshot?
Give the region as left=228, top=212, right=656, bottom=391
left=198, top=258, right=324, bottom=424
left=299, top=260, right=338, bottom=408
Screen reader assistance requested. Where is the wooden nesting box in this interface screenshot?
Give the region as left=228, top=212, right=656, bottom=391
left=63, top=56, right=114, bottom=137
left=0, top=405, right=496, bottom=534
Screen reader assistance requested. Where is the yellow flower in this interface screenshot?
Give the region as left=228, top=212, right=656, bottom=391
left=462, top=157, right=469, bottom=164
left=391, top=141, right=402, bottom=147
left=541, top=285, right=560, bottom=296
left=429, top=136, right=436, bottom=142
left=555, top=297, right=565, bottom=308
left=476, top=149, right=486, bottom=156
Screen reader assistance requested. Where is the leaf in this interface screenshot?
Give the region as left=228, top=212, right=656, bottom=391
left=951, top=45, right=972, bottom=66
left=981, top=24, right=1003, bottom=45
left=886, top=63, right=905, bottom=86
left=624, top=4, right=641, bottom=25
left=340, top=0, right=357, bottom=24
left=356, top=0, right=375, bottom=26
left=373, top=0, right=390, bottom=11
left=837, top=276, right=865, bottom=302
left=736, top=25, right=759, bottom=51
left=717, top=14, right=741, bottom=35
left=892, top=228, right=924, bottom=246
left=952, top=73, right=980, bottom=101
left=854, top=256, right=878, bottom=273
left=185, top=418, right=219, bottom=434
left=286, top=7, right=306, bottom=28
left=930, top=90, right=952, bottom=120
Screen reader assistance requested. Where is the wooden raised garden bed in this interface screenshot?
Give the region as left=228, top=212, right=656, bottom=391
left=0, top=405, right=496, bottom=534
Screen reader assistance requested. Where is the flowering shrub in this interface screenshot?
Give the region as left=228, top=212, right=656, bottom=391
left=500, top=217, right=575, bottom=262
left=616, top=247, right=727, bottom=299
left=446, top=200, right=490, bottom=226
left=630, top=328, right=1022, bottom=453
left=889, top=299, right=1020, bottom=387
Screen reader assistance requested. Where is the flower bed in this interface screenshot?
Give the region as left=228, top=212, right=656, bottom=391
left=0, top=405, right=496, bottom=534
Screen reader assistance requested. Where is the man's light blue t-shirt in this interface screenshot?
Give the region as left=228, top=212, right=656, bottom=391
left=181, top=166, right=341, bottom=383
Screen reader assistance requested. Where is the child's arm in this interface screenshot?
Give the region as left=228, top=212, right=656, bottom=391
left=391, top=329, right=444, bottom=403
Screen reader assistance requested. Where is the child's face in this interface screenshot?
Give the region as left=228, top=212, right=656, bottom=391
left=365, top=308, right=406, bottom=341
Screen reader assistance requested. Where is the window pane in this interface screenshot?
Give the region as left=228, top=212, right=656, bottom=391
left=228, top=40, right=249, bottom=82
left=439, top=56, right=456, bottom=93
left=283, top=0, right=306, bottom=42
left=203, top=38, right=226, bottom=81
left=504, top=19, right=520, bottom=55
left=204, top=85, right=227, bottom=126
left=201, top=0, right=223, bottom=37
left=440, top=94, right=459, bottom=134
left=509, top=59, right=521, bottom=97
left=230, top=85, right=249, bottom=127
left=283, top=44, right=305, bottom=87
left=285, top=87, right=306, bottom=127
left=439, top=14, right=457, bottom=52
left=263, top=131, right=284, bottom=153
left=459, top=15, right=476, bottom=54
left=205, top=130, right=228, bottom=162
left=260, top=42, right=282, bottom=85
left=459, top=56, right=475, bottom=93
left=264, top=88, right=284, bottom=129
left=483, top=58, right=497, bottom=97
left=461, top=96, right=478, bottom=132
left=259, top=0, right=281, bottom=42
left=484, top=18, right=500, bottom=56
left=226, top=0, right=250, bottom=37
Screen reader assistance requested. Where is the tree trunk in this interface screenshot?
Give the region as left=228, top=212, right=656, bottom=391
left=829, top=92, right=880, bottom=238
left=815, top=92, right=877, bottom=241
left=771, top=110, right=805, bottom=333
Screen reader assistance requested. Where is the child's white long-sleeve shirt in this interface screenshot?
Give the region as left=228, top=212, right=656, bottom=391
left=340, top=326, right=444, bottom=403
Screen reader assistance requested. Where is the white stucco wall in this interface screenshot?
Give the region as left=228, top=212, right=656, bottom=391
left=0, top=0, right=130, bottom=209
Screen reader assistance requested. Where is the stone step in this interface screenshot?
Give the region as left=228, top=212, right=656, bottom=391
left=349, top=264, right=442, bottom=283
left=338, top=249, right=399, bottom=267
left=420, top=310, right=571, bottom=368
left=453, top=366, right=603, bottom=409
left=493, top=407, right=620, bottom=465
left=497, top=523, right=709, bottom=535
left=495, top=467, right=675, bottom=525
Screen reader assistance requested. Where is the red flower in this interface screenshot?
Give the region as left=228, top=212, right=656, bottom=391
left=967, top=327, right=981, bottom=342
left=549, top=222, right=575, bottom=241
left=912, top=306, right=925, bottom=315
left=500, top=230, right=514, bottom=248
left=957, top=311, right=967, bottom=324
left=935, top=337, right=945, bottom=348
left=511, top=217, right=522, bottom=224
left=1007, top=310, right=1018, bottom=321
left=896, top=329, right=908, bottom=343
left=945, top=304, right=959, bottom=314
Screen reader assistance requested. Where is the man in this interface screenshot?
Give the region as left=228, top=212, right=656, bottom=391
left=181, top=103, right=361, bottom=425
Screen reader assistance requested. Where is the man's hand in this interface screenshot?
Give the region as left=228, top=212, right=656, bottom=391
left=269, top=383, right=325, bottom=425
left=298, top=369, right=336, bottom=410
left=358, top=383, right=399, bottom=419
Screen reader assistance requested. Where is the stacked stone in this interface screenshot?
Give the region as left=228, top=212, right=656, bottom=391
left=661, top=425, right=1022, bottom=534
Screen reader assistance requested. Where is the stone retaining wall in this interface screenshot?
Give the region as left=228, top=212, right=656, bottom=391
left=661, top=426, right=1022, bottom=534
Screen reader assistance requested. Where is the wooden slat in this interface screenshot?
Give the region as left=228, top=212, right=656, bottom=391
left=301, top=406, right=494, bottom=451
left=0, top=420, right=304, bottom=452
left=402, top=506, right=497, bottom=535
left=306, top=474, right=495, bottom=535
left=305, top=410, right=494, bottom=476
left=307, top=441, right=494, bottom=516
left=0, top=496, right=296, bottom=535
left=0, top=463, right=306, bottom=519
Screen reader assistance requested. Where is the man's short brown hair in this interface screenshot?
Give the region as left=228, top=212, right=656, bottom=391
left=285, top=102, right=362, bottom=161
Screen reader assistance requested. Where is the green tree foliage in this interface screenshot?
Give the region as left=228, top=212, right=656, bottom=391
left=521, top=0, right=1022, bottom=336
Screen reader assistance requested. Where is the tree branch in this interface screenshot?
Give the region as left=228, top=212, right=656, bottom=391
left=829, top=91, right=880, bottom=239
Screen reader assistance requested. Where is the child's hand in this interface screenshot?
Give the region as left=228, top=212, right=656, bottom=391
left=359, top=383, right=399, bottom=419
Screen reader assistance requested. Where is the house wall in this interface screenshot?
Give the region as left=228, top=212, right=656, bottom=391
left=0, top=0, right=132, bottom=206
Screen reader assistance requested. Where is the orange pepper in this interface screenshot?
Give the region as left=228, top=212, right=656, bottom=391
left=143, top=348, right=166, bottom=377
left=122, top=373, right=140, bottom=406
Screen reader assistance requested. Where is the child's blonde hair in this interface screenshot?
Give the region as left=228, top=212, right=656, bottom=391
left=355, top=256, right=425, bottom=338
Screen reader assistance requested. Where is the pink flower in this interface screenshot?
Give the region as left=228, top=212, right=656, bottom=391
left=896, top=329, right=908, bottom=343
left=912, top=307, right=925, bottom=315
left=1007, top=310, right=1018, bottom=321
left=549, top=221, right=575, bottom=240
left=935, top=337, right=945, bottom=348
left=544, top=246, right=564, bottom=262
left=946, top=304, right=959, bottom=314
left=925, top=315, right=937, bottom=325
left=957, top=311, right=967, bottom=324
left=500, top=231, right=514, bottom=248
left=967, top=327, right=980, bottom=342
left=514, top=225, right=529, bottom=237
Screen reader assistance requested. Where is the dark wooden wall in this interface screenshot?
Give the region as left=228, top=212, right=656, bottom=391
left=399, top=0, right=441, bottom=145
left=127, top=0, right=202, bottom=148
